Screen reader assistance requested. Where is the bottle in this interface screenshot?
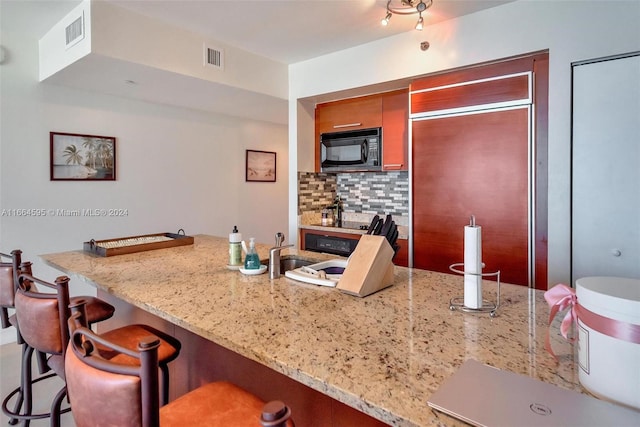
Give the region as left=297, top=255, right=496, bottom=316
left=321, top=208, right=332, bottom=226
left=244, top=238, right=261, bottom=270
left=229, top=226, right=242, bottom=266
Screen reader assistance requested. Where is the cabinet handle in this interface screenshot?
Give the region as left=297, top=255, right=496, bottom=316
left=333, top=123, right=362, bottom=129
left=384, top=164, right=404, bottom=169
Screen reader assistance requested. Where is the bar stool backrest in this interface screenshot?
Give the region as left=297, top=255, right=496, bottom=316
left=0, top=250, right=35, bottom=329
left=14, top=274, right=70, bottom=357
left=0, top=254, right=15, bottom=315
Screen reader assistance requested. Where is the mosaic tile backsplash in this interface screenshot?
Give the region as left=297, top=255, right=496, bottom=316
left=297, top=172, right=337, bottom=213
left=298, top=171, right=409, bottom=217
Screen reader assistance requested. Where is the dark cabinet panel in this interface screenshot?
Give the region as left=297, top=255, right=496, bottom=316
left=412, top=108, right=530, bottom=286
left=411, top=74, right=530, bottom=115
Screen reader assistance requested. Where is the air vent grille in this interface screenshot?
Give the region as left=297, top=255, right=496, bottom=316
left=203, top=44, right=224, bottom=70
left=65, top=13, right=84, bottom=49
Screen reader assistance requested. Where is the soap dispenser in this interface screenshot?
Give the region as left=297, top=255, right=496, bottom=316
left=229, top=226, right=242, bottom=266
left=244, top=238, right=260, bottom=270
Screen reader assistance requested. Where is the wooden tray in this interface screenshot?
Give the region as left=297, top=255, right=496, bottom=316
left=83, top=231, right=194, bottom=257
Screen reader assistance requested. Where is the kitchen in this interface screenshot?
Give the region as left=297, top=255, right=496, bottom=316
left=2, top=0, right=639, bottom=426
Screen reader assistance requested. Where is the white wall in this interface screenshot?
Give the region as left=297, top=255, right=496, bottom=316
left=0, top=1, right=288, bottom=344
left=288, top=0, right=640, bottom=287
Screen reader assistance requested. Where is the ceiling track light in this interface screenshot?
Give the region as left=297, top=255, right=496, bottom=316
left=381, top=12, right=392, bottom=26
left=381, top=0, right=433, bottom=31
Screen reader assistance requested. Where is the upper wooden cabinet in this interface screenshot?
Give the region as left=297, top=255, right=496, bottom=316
left=381, top=89, right=408, bottom=171
left=314, top=90, right=408, bottom=172
left=315, top=94, right=383, bottom=136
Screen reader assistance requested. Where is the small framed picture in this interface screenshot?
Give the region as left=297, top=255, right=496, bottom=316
left=50, top=132, right=116, bottom=181
left=245, top=150, right=276, bottom=182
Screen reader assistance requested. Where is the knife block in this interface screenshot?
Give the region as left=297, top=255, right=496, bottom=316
left=337, top=235, right=395, bottom=297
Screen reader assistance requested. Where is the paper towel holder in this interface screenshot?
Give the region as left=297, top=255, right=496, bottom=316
left=448, top=263, right=501, bottom=317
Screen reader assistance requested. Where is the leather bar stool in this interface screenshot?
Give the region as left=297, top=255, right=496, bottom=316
left=68, top=299, right=181, bottom=406
left=9, top=273, right=180, bottom=426
left=66, top=310, right=294, bottom=427
left=1, top=250, right=116, bottom=425
left=0, top=250, right=29, bottom=425
left=8, top=273, right=74, bottom=427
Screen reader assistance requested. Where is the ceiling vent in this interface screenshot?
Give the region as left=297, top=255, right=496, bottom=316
left=65, top=12, right=84, bottom=49
left=203, top=44, right=224, bottom=70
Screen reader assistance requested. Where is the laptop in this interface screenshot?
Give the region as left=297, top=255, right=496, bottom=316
left=427, top=359, right=639, bottom=427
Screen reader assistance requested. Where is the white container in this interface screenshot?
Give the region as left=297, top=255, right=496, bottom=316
left=575, top=276, right=640, bottom=410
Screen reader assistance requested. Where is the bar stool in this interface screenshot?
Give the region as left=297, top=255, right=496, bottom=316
left=1, top=250, right=116, bottom=425
left=8, top=273, right=74, bottom=427
left=9, top=273, right=181, bottom=426
left=68, top=298, right=181, bottom=406
left=66, top=310, right=294, bottom=427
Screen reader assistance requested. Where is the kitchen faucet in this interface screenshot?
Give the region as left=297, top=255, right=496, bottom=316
left=333, top=195, right=343, bottom=226
left=269, top=232, right=293, bottom=279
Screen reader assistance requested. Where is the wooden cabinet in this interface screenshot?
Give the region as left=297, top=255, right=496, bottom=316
left=381, top=89, right=408, bottom=171
left=314, top=90, right=408, bottom=172
left=300, top=228, right=408, bottom=267
left=315, top=95, right=383, bottom=135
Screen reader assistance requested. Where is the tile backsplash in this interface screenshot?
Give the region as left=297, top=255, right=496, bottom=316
left=298, top=171, right=409, bottom=217
left=297, top=172, right=337, bottom=213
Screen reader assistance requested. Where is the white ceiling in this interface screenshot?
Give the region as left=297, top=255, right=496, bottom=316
left=104, top=0, right=515, bottom=64
left=27, top=0, right=515, bottom=124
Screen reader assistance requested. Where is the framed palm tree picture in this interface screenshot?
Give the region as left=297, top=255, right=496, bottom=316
left=50, top=132, right=116, bottom=181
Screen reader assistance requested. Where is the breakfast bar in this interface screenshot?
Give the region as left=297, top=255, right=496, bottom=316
left=41, top=235, right=579, bottom=426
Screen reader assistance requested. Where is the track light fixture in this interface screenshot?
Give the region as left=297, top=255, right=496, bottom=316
left=381, top=12, right=392, bottom=26
left=380, top=0, right=433, bottom=31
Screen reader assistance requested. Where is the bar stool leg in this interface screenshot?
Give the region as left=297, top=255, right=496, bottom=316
left=4, top=345, right=29, bottom=425
left=35, top=350, right=50, bottom=375
left=49, top=387, right=67, bottom=427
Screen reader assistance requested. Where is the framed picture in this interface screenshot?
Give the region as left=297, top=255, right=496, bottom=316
left=245, top=150, right=276, bottom=182
left=50, top=132, right=116, bottom=181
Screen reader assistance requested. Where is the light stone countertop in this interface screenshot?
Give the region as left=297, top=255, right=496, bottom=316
left=41, top=235, right=579, bottom=426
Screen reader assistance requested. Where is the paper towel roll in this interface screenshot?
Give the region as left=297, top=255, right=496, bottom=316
left=464, top=224, right=483, bottom=309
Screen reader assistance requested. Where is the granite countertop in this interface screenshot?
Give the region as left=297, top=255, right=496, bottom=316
left=41, top=235, right=579, bottom=426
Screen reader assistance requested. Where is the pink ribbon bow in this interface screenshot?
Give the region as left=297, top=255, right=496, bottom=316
left=544, top=283, right=578, bottom=341
left=544, top=284, right=577, bottom=360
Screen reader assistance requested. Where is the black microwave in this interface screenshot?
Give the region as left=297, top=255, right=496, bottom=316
left=320, top=127, right=382, bottom=173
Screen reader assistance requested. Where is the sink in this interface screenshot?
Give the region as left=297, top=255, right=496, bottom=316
left=260, top=255, right=316, bottom=272
left=279, top=257, right=315, bottom=272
